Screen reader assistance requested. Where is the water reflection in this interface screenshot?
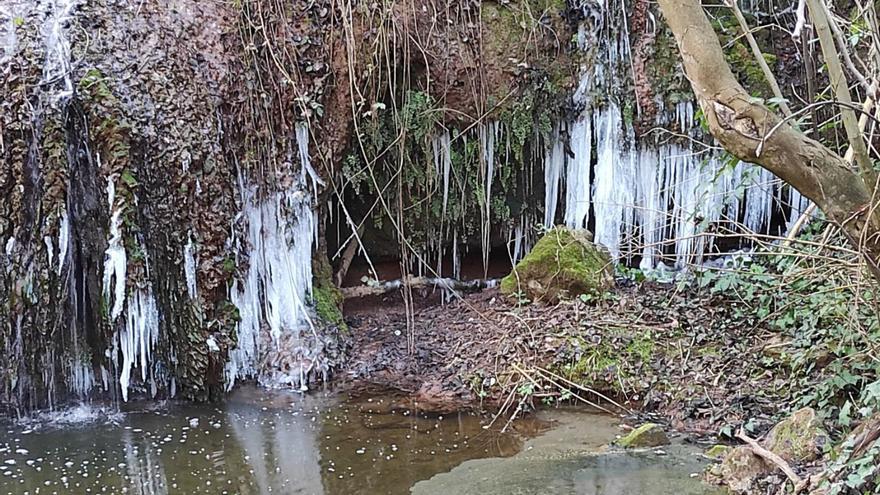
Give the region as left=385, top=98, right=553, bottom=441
left=122, top=429, right=167, bottom=495
left=226, top=393, right=324, bottom=494
left=0, top=387, right=533, bottom=495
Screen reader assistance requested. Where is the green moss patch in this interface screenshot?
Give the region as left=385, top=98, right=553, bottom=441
left=500, top=226, right=613, bottom=303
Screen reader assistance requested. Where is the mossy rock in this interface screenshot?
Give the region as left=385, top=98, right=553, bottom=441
left=500, top=226, right=613, bottom=303
left=764, top=407, right=828, bottom=463
left=617, top=423, right=669, bottom=448
left=312, top=251, right=346, bottom=331
left=313, top=285, right=345, bottom=329
left=717, top=446, right=769, bottom=493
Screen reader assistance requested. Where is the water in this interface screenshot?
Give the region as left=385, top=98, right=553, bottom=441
left=414, top=411, right=725, bottom=495
left=0, top=388, right=532, bottom=495
left=0, top=389, right=720, bottom=495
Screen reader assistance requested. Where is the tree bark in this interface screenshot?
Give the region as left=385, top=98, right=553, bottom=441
left=656, top=0, right=880, bottom=280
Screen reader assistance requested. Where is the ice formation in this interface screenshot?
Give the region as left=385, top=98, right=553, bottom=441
left=102, top=178, right=127, bottom=321
left=226, top=125, right=319, bottom=390
left=116, top=288, right=160, bottom=402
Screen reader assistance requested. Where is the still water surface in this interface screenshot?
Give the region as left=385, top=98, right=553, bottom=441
left=0, top=387, right=720, bottom=494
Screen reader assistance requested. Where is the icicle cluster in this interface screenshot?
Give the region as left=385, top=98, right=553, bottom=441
left=225, top=125, right=319, bottom=391
left=561, top=101, right=785, bottom=269
left=115, top=288, right=160, bottom=402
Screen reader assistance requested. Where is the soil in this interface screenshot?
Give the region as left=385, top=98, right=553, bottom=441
left=338, top=281, right=789, bottom=438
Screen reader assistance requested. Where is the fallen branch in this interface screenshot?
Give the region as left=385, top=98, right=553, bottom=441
left=736, top=429, right=807, bottom=493
left=341, top=276, right=499, bottom=299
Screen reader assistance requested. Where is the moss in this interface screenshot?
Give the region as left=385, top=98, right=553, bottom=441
left=501, top=226, right=613, bottom=302
left=617, top=423, right=669, bottom=448
left=764, top=407, right=829, bottom=462
left=710, top=13, right=777, bottom=98
left=706, top=444, right=732, bottom=459
left=312, top=251, right=347, bottom=331
left=626, top=332, right=654, bottom=362
left=313, top=285, right=345, bottom=329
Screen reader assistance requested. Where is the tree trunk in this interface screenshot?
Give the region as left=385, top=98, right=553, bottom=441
left=656, top=0, right=880, bottom=280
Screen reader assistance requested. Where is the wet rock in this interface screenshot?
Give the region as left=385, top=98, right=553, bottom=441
left=500, top=227, right=613, bottom=303
left=716, top=446, right=769, bottom=493
left=617, top=423, right=670, bottom=448
left=764, top=407, right=828, bottom=463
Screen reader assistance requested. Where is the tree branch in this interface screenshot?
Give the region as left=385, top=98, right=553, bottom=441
left=805, top=0, right=875, bottom=182
left=656, top=0, right=880, bottom=281
left=725, top=0, right=792, bottom=117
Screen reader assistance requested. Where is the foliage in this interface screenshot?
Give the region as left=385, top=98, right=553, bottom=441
left=347, top=80, right=560, bottom=256
left=696, top=227, right=880, bottom=491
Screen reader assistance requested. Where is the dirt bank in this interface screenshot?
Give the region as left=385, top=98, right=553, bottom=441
left=338, top=282, right=787, bottom=437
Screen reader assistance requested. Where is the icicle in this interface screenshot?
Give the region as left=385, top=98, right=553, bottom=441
left=543, top=124, right=565, bottom=227
left=452, top=230, right=461, bottom=280
left=103, top=206, right=127, bottom=321
left=41, top=0, right=79, bottom=105
left=183, top=233, right=198, bottom=300
left=592, top=104, right=633, bottom=259
left=117, top=288, right=159, bottom=402
left=67, top=354, right=94, bottom=398
left=57, top=210, right=69, bottom=275
left=433, top=130, right=453, bottom=218
left=637, top=147, right=661, bottom=270
left=295, top=123, right=325, bottom=200
left=742, top=166, right=776, bottom=234
left=565, top=115, right=592, bottom=229
left=785, top=185, right=813, bottom=233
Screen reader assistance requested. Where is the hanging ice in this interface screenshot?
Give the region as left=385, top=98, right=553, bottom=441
left=103, top=178, right=127, bottom=321
left=559, top=94, right=786, bottom=269
left=592, top=104, right=636, bottom=259
left=565, top=116, right=591, bottom=229
left=41, top=0, right=79, bottom=105
left=225, top=183, right=316, bottom=390
left=295, top=123, right=325, bottom=201
left=543, top=124, right=565, bottom=227
left=432, top=130, right=452, bottom=216
left=117, top=288, right=160, bottom=402
left=57, top=210, right=69, bottom=275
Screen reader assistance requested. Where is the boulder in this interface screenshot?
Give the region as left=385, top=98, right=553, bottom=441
left=716, top=446, right=770, bottom=493
left=617, top=423, right=670, bottom=448
left=764, top=407, right=829, bottom=463
left=500, top=227, right=613, bottom=303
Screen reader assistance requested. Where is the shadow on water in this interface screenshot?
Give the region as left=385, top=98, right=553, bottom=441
left=0, top=388, right=721, bottom=494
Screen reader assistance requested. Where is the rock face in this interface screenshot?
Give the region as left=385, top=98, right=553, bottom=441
left=617, top=423, right=670, bottom=448
left=500, top=227, right=614, bottom=303
left=764, top=407, right=829, bottom=463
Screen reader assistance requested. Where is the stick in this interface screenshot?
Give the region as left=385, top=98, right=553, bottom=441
left=736, top=429, right=807, bottom=492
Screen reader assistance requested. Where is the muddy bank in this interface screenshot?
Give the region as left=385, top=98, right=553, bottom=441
left=340, top=283, right=785, bottom=436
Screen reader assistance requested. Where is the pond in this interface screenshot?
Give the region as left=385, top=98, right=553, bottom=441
left=0, top=387, right=722, bottom=494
